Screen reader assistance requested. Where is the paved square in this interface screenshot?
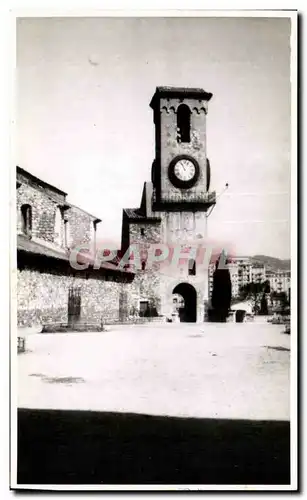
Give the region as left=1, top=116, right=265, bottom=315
left=18, top=321, right=290, bottom=421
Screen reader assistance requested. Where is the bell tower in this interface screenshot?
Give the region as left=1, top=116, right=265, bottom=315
left=150, top=86, right=216, bottom=211
left=121, top=86, right=218, bottom=323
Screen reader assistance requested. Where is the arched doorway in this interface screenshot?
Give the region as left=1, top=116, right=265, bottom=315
left=172, top=283, right=197, bottom=322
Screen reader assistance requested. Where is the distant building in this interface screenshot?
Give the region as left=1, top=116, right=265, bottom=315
left=228, top=257, right=252, bottom=297
left=209, top=255, right=290, bottom=302
left=209, top=256, right=253, bottom=299
left=267, top=270, right=291, bottom=296
left=250, top=265, right=266, bottom=284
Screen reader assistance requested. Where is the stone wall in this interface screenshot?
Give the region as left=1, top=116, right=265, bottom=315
left=121, top=213, right=210, bottom=321
left=128, top=221, right=162, bottom=251
left=65, top=205, right=94, bottom=250
left=17, top=173, right=97, bottom=251
left=17, top=268, right=135, bottom=327
left=17, top=183, right=58, bottom=243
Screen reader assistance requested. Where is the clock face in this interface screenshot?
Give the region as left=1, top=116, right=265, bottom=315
left=174, top=159, right=196, bottom=181
left=168, top=155, right=200, bottom=189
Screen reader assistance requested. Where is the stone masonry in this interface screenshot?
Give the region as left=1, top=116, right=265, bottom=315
left=121, top=87, right=216, bottom=322
left=17, top=268, right=134, bottom=327
left=16, top=167, right=134, bottom=328
left=17, top=86, right=217, bottom=327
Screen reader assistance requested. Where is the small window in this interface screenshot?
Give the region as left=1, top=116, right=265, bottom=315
left=64, top=219, right=71, bottom=248
left=140, top=228, right=145, bottom=236
left=188, top=259, right=196, bottom=276
left=141, top=260, right=146, bottom=271
left=21, top=204, right=32, bottom=236
left=54, top=207, right=63, bottom=246
left=177, top=104, right=191, bottom=143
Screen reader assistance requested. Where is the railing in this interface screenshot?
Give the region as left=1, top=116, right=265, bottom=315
left=152, top=188, right=216, bottom=204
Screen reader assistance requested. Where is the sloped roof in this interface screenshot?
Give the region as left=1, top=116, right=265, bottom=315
left=17, top=166, right=67, bottom=197
left=17, top=235, right=133, bottom=273
left=67, top=203, right=101, bottom=223
left=150, top=86, right=213, bottom=108
left=123, top=208, right=146, bottom=219
left=17, top=166, right=102, bottom=223
left=17, top=234, right=69, bottom=261
left=123, top=208, right=161, bottom=222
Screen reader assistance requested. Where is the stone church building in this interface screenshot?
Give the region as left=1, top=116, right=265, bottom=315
left=16, top=86, right=216, bottom=328
left=121, top=87, right=216, bottom=323
left=16, top=166, right=134, bottom=328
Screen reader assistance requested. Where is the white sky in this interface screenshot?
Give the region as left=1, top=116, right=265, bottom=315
left=16, top=16, right=291, bottom=258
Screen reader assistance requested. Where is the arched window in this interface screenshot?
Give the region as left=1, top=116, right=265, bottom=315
left=21, top=204, right=32, bottom=236
left=188, top=259, right=196, bottom=276
left=177, top=104, right=191, bottom=143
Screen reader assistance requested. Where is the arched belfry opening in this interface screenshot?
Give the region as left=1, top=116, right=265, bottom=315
left=172, top=282, right=197, bottom=322
left=177, top=104, right=191, bottom=143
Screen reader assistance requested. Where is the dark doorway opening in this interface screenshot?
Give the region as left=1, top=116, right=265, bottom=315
left=68, top=287, right=81, bottom=326
left=172, top=283, right=197, bottom=322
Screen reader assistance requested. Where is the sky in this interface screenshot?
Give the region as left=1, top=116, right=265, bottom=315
left=16, top=16, right=292, bottom=258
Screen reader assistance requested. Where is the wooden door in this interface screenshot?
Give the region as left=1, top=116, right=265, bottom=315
left=68, top=287, right=81, bottom=325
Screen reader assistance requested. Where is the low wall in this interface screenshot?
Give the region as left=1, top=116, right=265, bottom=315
left=17, top=269, right=134, bottom=328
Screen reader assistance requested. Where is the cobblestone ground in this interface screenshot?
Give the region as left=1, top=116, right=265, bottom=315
left=17, top=321, right=290, bottom=421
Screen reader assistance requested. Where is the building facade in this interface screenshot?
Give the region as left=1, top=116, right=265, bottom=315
left=209, top=255, right=290, bottom=301
left=267, top=270, right=291, bottom=297
left=16, top=167, right=134, bottom=328
left=16, top=86, right=219, bottom=327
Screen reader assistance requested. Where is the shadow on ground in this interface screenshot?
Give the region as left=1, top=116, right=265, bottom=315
left=264, top=346, right=290, bottom=352
left=17, top=408, right=290, bottom=485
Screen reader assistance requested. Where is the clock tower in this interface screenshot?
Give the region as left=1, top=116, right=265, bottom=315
left=121, top=86, right=217, bottom=323
left=150, top=86, right=215, bottom=211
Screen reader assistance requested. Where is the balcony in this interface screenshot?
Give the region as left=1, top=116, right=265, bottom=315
left=152, top=188, right=216, bottom=207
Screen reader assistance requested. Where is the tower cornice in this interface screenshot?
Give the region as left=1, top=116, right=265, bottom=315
left=150, top=86, right=213, bottom=109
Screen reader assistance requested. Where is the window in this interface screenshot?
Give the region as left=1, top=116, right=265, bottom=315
left=93, top=221, right=98, bottom=253
left=140, top=228, right=145, bottom=236
left=21, top=204, right=32, bottom=236
left=177, top=104, right=191, bottom=143
left=64, top=219, right=71, bottom=248
left=141, top=260, right=146, bottom=271
left=188, top=259, right=196, bottom=276
left=54, top=207, right=63, bottom=246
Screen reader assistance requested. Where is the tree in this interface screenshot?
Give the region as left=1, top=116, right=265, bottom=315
left=240, top=280, right=270, bottom=315
left=270, top=291, right=289, bottom=315
left=259, top=294, right=268, bottom=315
left=210, top=252, right=232, bottom=322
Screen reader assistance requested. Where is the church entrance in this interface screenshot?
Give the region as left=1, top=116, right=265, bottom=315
left=172, top=283, right=197, bottom=322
